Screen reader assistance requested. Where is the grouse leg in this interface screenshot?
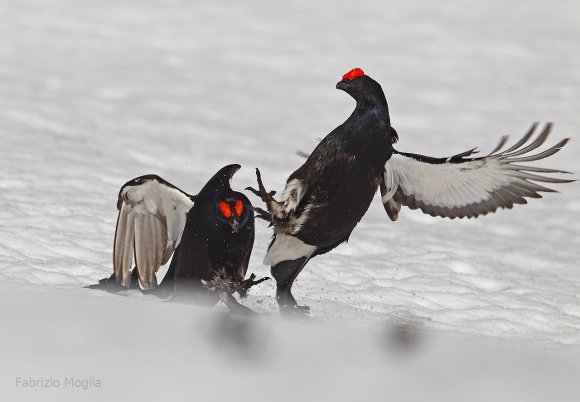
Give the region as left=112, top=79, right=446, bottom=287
left=271, top=257, right=311, bottom=314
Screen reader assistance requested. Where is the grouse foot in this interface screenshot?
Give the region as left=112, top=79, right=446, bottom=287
left=85, top=270, right=139, bottom=292
left=276, top=288, right=310, bottom=316
left=206, top=274, right=259, bottom=316
left=235, top=273, right=271, bottom=298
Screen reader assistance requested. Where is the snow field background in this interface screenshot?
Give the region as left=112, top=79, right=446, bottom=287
left=0, top=0, right=579, bottom=400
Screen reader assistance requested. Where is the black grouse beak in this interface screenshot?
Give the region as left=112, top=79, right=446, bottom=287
left=336, top=80, right=350, bottom=91
left=230, top=220, right=240, bottom=233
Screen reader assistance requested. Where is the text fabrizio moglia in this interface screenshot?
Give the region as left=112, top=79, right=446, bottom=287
left=15, top=377, right=102, bottom=390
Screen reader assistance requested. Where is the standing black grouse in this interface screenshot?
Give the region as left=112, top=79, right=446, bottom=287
left=89, top=164, right=268, bottom=313
left=248, top=67, right=573, bottom=313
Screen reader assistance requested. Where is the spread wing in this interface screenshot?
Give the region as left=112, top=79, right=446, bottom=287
left=114, top=175, right=194, bottom=288
left=381, top=123, right=574, bottom=220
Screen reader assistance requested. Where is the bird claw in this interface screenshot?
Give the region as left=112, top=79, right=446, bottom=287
left=85, top=270, right=139, bottom=293
left=235, top=273, right=271, bottom=298
left=280, top=304, right=311, bottom=317
left=250, top=206, right=272, bottom=223
left=295, top=305, right=310, bottom=314
left=245, top=186, right=268, bottom=201
left=85, top=273, right=125, bottom=292
left=245, top=168, right=282, bottom=215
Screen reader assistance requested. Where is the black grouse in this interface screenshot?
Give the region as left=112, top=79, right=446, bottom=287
left=248, top=67, right=573, bottom=313
left=89, top=164, right=267, bottom=313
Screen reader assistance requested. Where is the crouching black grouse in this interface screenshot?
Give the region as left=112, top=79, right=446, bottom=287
left=248, top=67, right=574, bottom=313
left=88, top=164, right=268, bottom=314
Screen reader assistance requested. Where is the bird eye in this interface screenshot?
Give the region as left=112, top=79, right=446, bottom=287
left=355, top=76, right=362, bottom=81
left=218, top=201, right=232, bottom=218
left=234, top=200, right=244, bottom=216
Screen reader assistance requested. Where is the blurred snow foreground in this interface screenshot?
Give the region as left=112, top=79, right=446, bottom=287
left=1, top=286, right=579, bottom=402
left=0, top=0, right=579, bottom=400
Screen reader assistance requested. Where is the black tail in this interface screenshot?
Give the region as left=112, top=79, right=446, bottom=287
left=196, top=164, right=241, bottom=196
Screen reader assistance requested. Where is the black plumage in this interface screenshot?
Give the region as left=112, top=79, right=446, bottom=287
left=283, top=73, right=393, bottom=248
left=248, top=68, right=573, bottom=313
left=89, top=164, right=267, bottom=313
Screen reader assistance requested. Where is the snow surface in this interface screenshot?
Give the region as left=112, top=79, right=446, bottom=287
left=1, top=0, right=579, bottom=400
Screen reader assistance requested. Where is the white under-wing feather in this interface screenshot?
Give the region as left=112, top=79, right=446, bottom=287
left=381, top=123, right=573, bottom=220
left=113, top=176, right=194, bottom=288
left=263, top=234, right=317, bottom=266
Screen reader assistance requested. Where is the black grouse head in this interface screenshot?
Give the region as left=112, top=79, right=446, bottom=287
left=212, top=190, right=252, bottom=234
left=195, top=164, right=254, bottom=234
left=336, top=68, right=387, bottom=105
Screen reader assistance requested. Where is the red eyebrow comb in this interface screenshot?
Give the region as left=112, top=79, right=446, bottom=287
left=219, top=201, right=232, bottom=218
left=342, top=68, right=365, bottom=80
left=234, top=200, right=244, bottom=216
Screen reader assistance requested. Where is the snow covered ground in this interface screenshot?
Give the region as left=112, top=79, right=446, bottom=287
left=1, top=0, right=579, bottom=400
